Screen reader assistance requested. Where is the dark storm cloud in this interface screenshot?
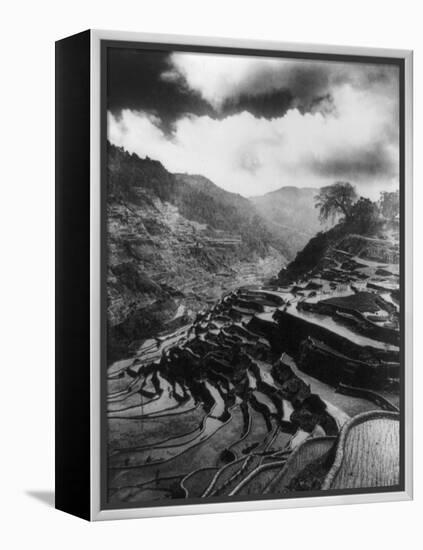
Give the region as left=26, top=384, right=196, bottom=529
left=222, top=89, right=294, bottom=119
left=293, top=61, right=398, bottom=107
left=108, top=49, right=398, bottom=130
left=107, top=48, right=214, bottom=132
left=220, top=59, right=398, bottom=114
left=244, top=61, right=333, bottom=112
left=166, top=53, right=398, bottom=118
left=108, top=49, right=400, bottom=198
left=309, top=141, right=398, bottom=182
left=107, top=49, right=314, bottom=128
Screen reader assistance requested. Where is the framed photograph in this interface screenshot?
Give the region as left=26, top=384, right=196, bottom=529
left=55, top=30, right=413, bottom=521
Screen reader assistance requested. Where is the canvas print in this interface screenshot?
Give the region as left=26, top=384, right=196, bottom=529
left=104, top=46, right=402, bottom=507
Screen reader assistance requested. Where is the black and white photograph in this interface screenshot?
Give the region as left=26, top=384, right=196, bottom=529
left=104, top=44, right=404, bottom=508
left=2, top=0, right=421, bottom=544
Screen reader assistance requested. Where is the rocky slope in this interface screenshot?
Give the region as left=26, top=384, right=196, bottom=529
left=107, top=145, right=286, bottom=362
left=271, top=214, right=401, bottom=392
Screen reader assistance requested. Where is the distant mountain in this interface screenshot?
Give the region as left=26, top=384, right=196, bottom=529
left=250, top=186, right=330, bottom=257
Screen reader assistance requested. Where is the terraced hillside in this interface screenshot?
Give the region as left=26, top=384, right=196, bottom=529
left=279, top=232, right=400, bottom=390
left=107, top=144, right=286, bottom=362
left=107, top=227, right=400, bottom=505
left=107, top=287, right=338, bottom=504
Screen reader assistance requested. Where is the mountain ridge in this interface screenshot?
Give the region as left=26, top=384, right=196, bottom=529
left=250, top=185, right=328, bottom=256
left=106, top=144, right=286, bottom=362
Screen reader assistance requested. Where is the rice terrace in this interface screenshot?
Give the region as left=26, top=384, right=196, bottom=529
left=104, top=47, right=402, bottom=507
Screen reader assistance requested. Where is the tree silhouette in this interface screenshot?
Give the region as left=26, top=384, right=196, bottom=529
left=315, top=182, right=358, bottom=223
left=349, top=197, right=380, bottom=234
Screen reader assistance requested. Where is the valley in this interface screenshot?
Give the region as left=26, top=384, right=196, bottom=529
left=107, top=219, right=401, bottom=505
left=102, top=48, right=403, bottom=510
left=106, top=145, right=310, bottom=363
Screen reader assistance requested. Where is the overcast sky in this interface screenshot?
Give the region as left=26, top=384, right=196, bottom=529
left=107, top=48, right=399, bottom=199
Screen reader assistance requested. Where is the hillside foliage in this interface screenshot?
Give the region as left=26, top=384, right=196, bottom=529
left=280, top=182, right=393, bottom=282
left=108, top=144, right=276, bottom=257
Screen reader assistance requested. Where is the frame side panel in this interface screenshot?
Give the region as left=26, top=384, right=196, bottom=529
left=55, top=29, right=91, bottom=521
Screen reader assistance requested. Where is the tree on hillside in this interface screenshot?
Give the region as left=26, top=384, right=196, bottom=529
left=314, top=181, right=358, bottom=223
left=348, top=197, right=380, bottom=234
left=379, top=190, right=399, bottom=219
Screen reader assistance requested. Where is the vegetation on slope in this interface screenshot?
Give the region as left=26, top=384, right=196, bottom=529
left=279, top=182, right=398, bottom=282
left=108, top=144, right=276, bottom=257
left=106, top=144, right=286, bottom=363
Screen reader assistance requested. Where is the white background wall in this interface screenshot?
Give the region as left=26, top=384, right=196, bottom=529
left=0, top=1, right=420, bottom=548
